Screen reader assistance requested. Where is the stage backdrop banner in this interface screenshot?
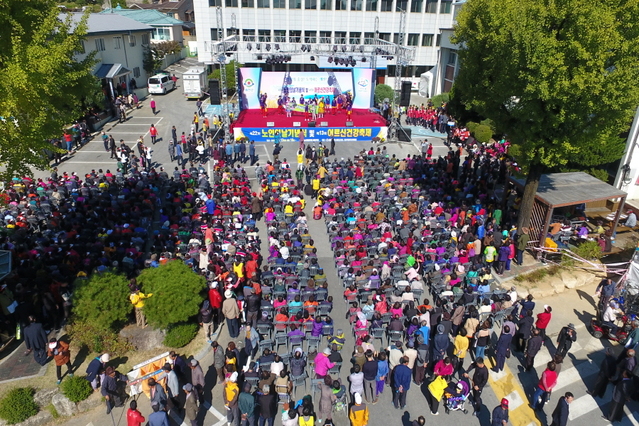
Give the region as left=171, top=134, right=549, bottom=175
left=238, top=68, right=374, bottom=111
left=234, top=126, right=387, bottom=143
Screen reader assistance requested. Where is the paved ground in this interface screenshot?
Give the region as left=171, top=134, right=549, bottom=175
left=13, top=58, right=639, bottom=426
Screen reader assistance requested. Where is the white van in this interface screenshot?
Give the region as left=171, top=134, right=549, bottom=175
left=148, top=74, right=175, bottom=94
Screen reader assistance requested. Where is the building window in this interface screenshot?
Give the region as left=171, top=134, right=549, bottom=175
left=334, top=31, right=346, bottom=44
left=243, top=29, right=255, bottom=41
left=226, top=0, right=238, bottom=6
left=447, top=51, right=457, bottom=65
left=210, top=28, right=219, bottom=41
left=95, top=38, right=105, bottom=51
left=380, top=0, right=392, bottom=11
left=209, top=0, right=221, bottom=5
left=425, top=0, right=437, bottom=13
left=440, top=0, right=451, bottom=13
left=258, top=29, right=271, bottom=42
left=289, top=30, right=301, bottom=43
left=133, top=67, right=141, bottom=78
left=273, top=0, right=285, bottom=6
left=349, top=32, right=361, bottom=44
left=128, top=35, right=136, bottom=46
left=363, top=32, right=375, bottom=44
left=410, top=0, right=422, bottom=12
left=141, top=33, right=150, bottom=45
left=421, top=33, right=433, bottom=46
left=436, top=33, right=441, bottom=46
left=257, top=0, right=269, bottom=7
left=274, top=30, right=286, bottom=42
left=289, top=0, right=301, bottom=8
left=304, top=30, right=317, bottom=43
left=335, top=0, right=347, bottom=9
left=320, top=0, right=331, bottom=9
left=242, top=0, right=254, bottom=6
left=378, top=32, right=390, bottom=41
left=351, top=0, right=362, bottom=10
left=393, top=33, right=402, bottom=45
left=407, top=33, right=419, bottom=46
left=396, top=0, right=406, bottom=11
left=319, top=31, right=332, bottom=44
left=365, top=0, right=377, bottom=10
left=305, top=0, right=317, bottom=8
left=152, top=28, right=171, bottom=41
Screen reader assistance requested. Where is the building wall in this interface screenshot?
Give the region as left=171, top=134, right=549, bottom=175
left=193, top=0, right=456, bottom=82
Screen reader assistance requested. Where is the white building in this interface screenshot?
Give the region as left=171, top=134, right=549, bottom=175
left=66, top=13, right=153, bottom=98
left=192, top=0, right=458, bottom=95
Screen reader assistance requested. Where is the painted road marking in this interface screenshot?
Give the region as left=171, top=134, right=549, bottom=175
left=553, top=361, right=599, bottom=392
left=203, top=401, right=226, bottom=421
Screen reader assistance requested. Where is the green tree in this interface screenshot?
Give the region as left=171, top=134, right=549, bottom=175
left=72, top=272, right=132, bottom=330
left=136, top=261, right=205, bottom=330
left=452, top=0, right=639, bottom=231
left=374, top=84, right=394, bottom=106
left=143, top=40, right=183, bottom=75
left=0, top=5, right=99, bottom=180
left=207, top=60, right=242, bottom=94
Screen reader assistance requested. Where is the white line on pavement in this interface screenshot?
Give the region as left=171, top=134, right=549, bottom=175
left=553, top=360, right=599, bottom=392
left=261, top=144, right=272, bottom=163
left=202, top=401, right=225, bottom=420
left=169, top=410, right=189, bottom=426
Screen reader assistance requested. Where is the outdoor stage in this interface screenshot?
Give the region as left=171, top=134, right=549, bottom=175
left=231, top=108, right=388, bottom=143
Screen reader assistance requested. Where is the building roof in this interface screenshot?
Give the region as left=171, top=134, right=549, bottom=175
left=100, top=7, right=183, bottom=26
left=132, top=0, right=190, bottom=12
left=62, top=12, right=152, bottom=34
left=95, top=64, right=131, bottom=79
left=509, top=172, right=627, bottom=208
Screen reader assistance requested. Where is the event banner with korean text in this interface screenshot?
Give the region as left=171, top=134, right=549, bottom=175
left=238, top=68, right=374, bottom=110
left=233, top=126, right=388, bottom=143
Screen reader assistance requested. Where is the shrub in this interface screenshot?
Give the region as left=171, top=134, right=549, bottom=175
left=474, top=124, right=494, bottom=144
left=61, top=375, right=92, bottom=403
left=163, top=322, right=198, bottom=348
left=431, top=92, right=450, bottom=107
left=374, top=84, right=394, bottom=105
left=67, top=321, right=134, bottom=356
left=0, top=388, right=38, bottom=424
left=574, top=240, right=603, bottom=260
left=137, top=261, right=205, bottom=330
left=466, top=121, right=480, bottom=134
left=480, top=118, right=496, bottom=132
left=72, top=272, right=131, bottom=330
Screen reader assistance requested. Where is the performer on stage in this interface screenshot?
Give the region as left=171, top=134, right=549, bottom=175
left=346, top=102, right=352, bottom=121
left=259, top=93, right=268, bottom=118
left=311, top=101, right=317, bottom=121
left=336, top=95, right=343, bottom=112
left=299, top=94, right=305, bottom=105
left=285, top=100, right=292, bottom=117
left=277, top=96, right=284, bottom=115
left=304, top=102, right=310, bottom=121
left=331, top=97, right=337, bottom=115
left=318, top=99, right=325, bottom=118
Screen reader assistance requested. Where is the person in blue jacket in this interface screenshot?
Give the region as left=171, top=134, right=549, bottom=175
left=392, top=357, right=411, bottom=410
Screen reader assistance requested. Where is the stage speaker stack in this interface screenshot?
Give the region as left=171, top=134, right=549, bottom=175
left=345, top=121, right=354, bottom=127
left=400, top=81, right=412, bottom=107
left=308, top=121, right=316, bottom=127
left=209, top=79, right=221, bottom=105
left=398, top=127, right=412, bottom=142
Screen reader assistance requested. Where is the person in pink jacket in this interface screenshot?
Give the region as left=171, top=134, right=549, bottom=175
left=314, top=348, right=335, bottom=379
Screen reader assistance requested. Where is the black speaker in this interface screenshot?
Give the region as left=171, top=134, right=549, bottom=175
left=400, top=81, right=412, bottom=107
left=398, top=127, right=412, bottom=141
left=308, top=121, right=316, bottom=127
left=209, top=79, right=221, bottom=105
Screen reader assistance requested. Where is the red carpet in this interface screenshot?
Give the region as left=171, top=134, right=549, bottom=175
left=231, top=108, right=386, bottom=130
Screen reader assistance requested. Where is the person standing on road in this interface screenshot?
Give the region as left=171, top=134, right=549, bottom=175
left=492, top=325, right=513, bottom=373
left=171, top=125, right=178, bottom=143
left=102, top=131, right=109, bottom=152
left=532, top=361, right=558, bottom=411
left=183, top=383, right=199, bottom=426
left=588, top=347, right=616, bottom=398
left=555, top=323, right=577, bottom=358
left=222, top=290, right=240, bottom=339
left=464, top=357, right=489, bottom=416
left=127, top=400, right=146, bottom=426
left=550, top=392, right=573, bottom=426
left=23, top=315, right=48, bottom=366
left=48, top=337, right=73, bottom=385
left=189, top=360, right=205, bottom=403
left=536, top=305, right=552, bottom=342
left=196, top=99, right=203, bottom=116
left=150, top=98, right=157, bottom=115
left=175, top=143, right=183, bottom=166
left=238, top=382, right=255, bottom=426
left=362, top=350, right=378, bottom=403
left=193, top=113, right=199, bottom=133
left=392, top=357, right=411, bottom=410
left=491, top=398, right=509, bottom=426
left=212, top=341, right=226, bottom=385
left=148, top=403, right=169, bottom=426
left=168, top=140, right=175, bottom=162
left=149, top=124, right=158, bottom=145
left=604, top=370, right=634, bottom=423
left=515, top=227, right=530, bottom=265
left=224, top=372, right=240, bottom=426
left=349, top=393, right=369, bottom=426
left=516, top=309, right=534, bottom=352
left=524, top=329, right=543, bottom=371
left=249, top=141, right=256, bottom=165
left=109, top=135, right=117, bottom=159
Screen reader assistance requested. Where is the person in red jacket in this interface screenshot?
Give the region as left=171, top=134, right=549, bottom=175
left=127, top=400, right=145, bottom=426
left=208, top=281, right=223, bottom=331
left=535, top=305, right=552, bottom=342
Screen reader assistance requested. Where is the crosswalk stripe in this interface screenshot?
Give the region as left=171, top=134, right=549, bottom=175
left=203, top=401, right=226, bottom=421
left=168, top=411, right=188, bottom=426
left=568, top=394, right=599, bottom=420
left=554, top=361, right=599, bottom=392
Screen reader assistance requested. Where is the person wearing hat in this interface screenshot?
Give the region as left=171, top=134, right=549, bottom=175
left=85, top=353, right=110, bottom=390
left=556, top=323, right=577, bottom=358
left=222, top=289, right=240, bottom=338
left=189, top=359, right=205, bottom=402
left=349, top=392, right=369, bottom=426
left=148, top=402, right=169, bottom=426
left=47, top=337, right=73, bottom=385
left=102, top=366, right=127, bottom=414
left=182, top=383, right=199, bottom=426
left=148, top=377, right=167, bottom=410
left=223, top=372, right=240, bottom=426
left=129, top=286, right=152, bottom=328
left=491, top=398, right=509, bottom=426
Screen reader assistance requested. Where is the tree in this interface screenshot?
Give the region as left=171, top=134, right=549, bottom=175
left=207, top=60, right=242, bottom=95
left=143, top=40, right=183, bottom=75
left=374, top=84, right=394, bottom=106
left=0, top=5, right=100, bottom=180
left=72, top=272, right=132, bottom=330
left=136, top=261, right=205, bottom=330
left=452, top=0, right=639, bottom=232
